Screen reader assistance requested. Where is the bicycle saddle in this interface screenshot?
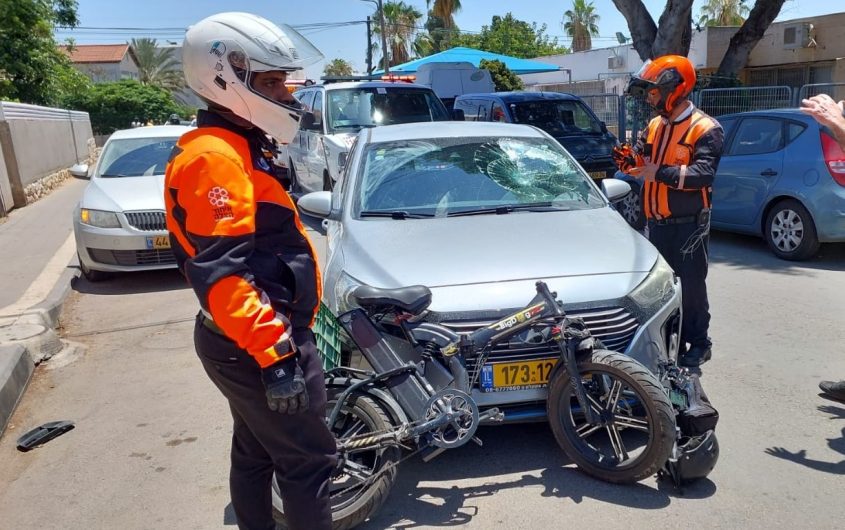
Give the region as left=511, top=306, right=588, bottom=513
left=352, top=285, right=432, bottom=315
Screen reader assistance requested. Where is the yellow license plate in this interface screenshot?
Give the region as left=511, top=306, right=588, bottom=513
left=146, top=235, right=171, bottom=250
left=489, top=358, right=558, bottom=390
left=588, top=171, right=607, bottom=180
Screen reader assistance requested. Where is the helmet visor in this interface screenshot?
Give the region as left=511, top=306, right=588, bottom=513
left=252, top=23, right=323, bottom=72
left=626, top=59, right=658, bottom=97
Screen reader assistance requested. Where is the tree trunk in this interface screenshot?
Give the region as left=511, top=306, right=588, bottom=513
left=653, top=0, right=693, bottom=56
left=611, top=0, right=657, bottom=61
left=715, top=0, right=787, bottom=78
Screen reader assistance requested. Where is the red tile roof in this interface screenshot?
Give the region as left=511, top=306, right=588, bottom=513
left=59, top=44, right=131, bottom=64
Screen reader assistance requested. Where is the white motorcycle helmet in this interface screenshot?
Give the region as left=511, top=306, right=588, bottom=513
left=182, top=12, right=323, bottom=143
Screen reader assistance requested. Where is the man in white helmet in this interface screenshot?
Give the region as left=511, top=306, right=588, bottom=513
left=164, top=13, right=335, bottom=529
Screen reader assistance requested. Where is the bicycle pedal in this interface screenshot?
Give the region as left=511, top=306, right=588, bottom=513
left=478, top=408, right=504, bottom=423
left=471, top=436, right=483, bottom=447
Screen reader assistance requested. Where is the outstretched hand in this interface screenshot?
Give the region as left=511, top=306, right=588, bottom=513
left=765, top=446, right=807, bottom=461
left=800, top=93, right=845, bottom=130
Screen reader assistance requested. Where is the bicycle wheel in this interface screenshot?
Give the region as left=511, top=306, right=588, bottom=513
left=547, top=349, right=675, bottom=483
left=273, top=388, right=401, bottom=529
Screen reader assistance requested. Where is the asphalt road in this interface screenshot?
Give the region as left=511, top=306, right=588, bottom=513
left=1, top=223, right=844, bottom=529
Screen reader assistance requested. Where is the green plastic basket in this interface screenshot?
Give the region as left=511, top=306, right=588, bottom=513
left=314, top=302, right=342, bottom=371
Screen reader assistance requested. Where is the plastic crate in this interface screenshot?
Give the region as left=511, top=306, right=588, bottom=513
left=314, top=302, right=342, bottom=371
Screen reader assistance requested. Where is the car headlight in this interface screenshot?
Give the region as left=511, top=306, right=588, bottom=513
left=629, top=254, right=675, bottom=308
left=334, top=271, right=364, bottom=314
left=80, top=208, right=121, bottom=228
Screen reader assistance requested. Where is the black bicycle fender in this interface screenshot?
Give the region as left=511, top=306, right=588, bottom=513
left=326, top=377, right=410, bottom=426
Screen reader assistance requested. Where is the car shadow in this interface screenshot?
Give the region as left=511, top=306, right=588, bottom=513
left=71, top=268, right=189, bottom=296
left=361, top=422, right=714, bottom=529
left=709, top=231, right=845, bottom=273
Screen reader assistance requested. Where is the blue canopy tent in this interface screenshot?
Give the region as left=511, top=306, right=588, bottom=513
left=373, top=47, right=559, bottom=75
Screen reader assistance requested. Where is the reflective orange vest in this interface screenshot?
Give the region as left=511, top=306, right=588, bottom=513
left=641, top=106, right=721, bottom=220
left=164, top=111, right=321, bottom=368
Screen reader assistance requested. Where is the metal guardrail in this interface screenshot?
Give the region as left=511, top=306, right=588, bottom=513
left=0, top=102, right=89, bottom=122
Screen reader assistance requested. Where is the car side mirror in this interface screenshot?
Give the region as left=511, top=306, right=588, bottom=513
left=70, top=163, right=89, bottom=179
left=601, top=178, right=631, bottom=202
left=451, top=109, right=465, bottom=121
left=297, top=191, right=332, bottom=219
left=300, top=111, right=318, bottom=131
left=600, top=121, right=608, bottom=134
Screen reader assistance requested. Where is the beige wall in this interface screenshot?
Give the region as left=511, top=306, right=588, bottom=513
left=0, top=102, right=93, bottom=210
left=748, top=13, right=845, bottom=67
left=0, top=141, right=10, bottom=216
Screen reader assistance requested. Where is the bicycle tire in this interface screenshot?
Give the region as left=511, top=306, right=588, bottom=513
left=547, top=349, right=675, bottom=483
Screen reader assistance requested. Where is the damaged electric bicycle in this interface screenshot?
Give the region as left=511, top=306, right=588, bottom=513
left=273, top=280, right=720, bottom=529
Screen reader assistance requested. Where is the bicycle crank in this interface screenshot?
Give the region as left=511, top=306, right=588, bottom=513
left=423, top=388, right=480, bottom=449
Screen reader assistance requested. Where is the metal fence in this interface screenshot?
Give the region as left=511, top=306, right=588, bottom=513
left=577, top=94, right=623, bottom=139
left=696, top=85, right=794, bottom=117
left=797, top=83, right=845, bottom=104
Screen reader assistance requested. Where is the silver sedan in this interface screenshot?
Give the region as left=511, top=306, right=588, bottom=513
left=299, top=121, right=681, bottom=416
left=72, top=125, right=192, bottom=281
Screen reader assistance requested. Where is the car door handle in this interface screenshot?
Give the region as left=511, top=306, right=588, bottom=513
left=760, top=169, right=778, bottom=177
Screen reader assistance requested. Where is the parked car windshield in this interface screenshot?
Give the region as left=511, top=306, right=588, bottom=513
left=98, top=137, right=179, bottom=178
left=510, top=100, right=603, bottom=135
left=327, top=88, right=450, bottom=133
left=355, top=136, right=605, bottom=217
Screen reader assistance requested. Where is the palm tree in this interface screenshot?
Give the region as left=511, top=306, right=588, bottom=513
left=373, top=1, right=423, bottom=68
left=130, top=38, right=184, bottom=92
left=563, top=0, right=600, bottom=53
left=432, top=0, right=461, bottom=30
left=324, top=58, right=354, bottom=77
left=698, top=0, right=750, bottom=27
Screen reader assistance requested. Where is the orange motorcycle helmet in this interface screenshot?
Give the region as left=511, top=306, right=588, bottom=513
left=626, top=55, right=696, bottom=115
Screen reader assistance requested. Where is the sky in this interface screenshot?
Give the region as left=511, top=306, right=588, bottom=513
left=57, top=0, right=842, bottom=79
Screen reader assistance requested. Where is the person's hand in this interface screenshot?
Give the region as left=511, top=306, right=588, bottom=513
left=611, top=143, right=643, bottom=173
left=261, top=352, right=309, bottom=414
left=765, top=446, right=807, bottom=461
left=627, top=160, right=658, bottom=182
left=800, top=93, right=845, bottom=130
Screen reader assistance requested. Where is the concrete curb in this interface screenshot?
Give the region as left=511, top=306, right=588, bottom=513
left=0, top=265, right=80, bottom=437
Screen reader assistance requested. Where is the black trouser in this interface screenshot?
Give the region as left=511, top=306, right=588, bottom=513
left=648, top=219, right=712, bottom=351
left=194, top=316, right=337, bottom=530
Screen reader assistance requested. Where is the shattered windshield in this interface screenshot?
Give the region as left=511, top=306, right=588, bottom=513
left=355, top=136, right=604, bottom=217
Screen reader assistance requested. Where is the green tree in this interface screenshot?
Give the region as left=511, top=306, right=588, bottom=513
left=130, top=38, right=184, bottom=92
left=61, top=79, right=182, bottom=134
left=563, top=0, right=600, bottom=52
left=373, top=1, right=424, bottom=68
left=612, top=0, right=786, bottom=78
left=432, top=0, right=462, bottom=29
left=698, top=0, right=750, bottom=27
left=0, top=0, right=84, bottom=105
left=479, top=59, right=524, bottom=92
left=323, top=58, right=354, bottom=77
left=455, top=13, right=568, bottom=58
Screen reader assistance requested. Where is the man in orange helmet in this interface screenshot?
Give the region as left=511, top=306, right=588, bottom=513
left=615, top=55, right=724, bottom=368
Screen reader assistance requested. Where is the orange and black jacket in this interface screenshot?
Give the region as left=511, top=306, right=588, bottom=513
left=635, top=104, right=724, bottom=220
left=164, top=110, right=321, bottom=368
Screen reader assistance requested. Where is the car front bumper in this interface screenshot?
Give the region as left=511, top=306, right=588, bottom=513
left=74, top=218, right=176, bottom=273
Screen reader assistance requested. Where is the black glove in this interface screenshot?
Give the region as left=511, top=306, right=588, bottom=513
left=261, top=352, right=309, bottom=415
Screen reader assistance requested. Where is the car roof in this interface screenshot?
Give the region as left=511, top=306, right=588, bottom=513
left=107, top=125, right=193, bottom=140
left=309, top=81, right=433, bottom=91
left=365, top=121, right=545, bottom=143
left=457, top=91, right=582, bottom=103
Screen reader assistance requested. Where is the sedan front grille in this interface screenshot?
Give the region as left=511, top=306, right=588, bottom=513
left=125, top=210, right=167, bottom=231
left=88, top=248, right=176, bottom=266
left=438, top=306, right=639, bottom=384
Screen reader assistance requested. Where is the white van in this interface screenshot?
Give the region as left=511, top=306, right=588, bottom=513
left=413, top=62, right=495, bottom=110
left=287, top=81, right=451, bottom=193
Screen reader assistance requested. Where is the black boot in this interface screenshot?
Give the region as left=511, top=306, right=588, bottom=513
left=680, top=345, right=712, bottom=368
left=819, top=380, right=845, bottom=402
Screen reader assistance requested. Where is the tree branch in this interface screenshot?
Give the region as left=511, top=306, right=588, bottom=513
left=716, top=0, right=787, bottom=77
left=653, top=0, right=694, bottom=56
left=611, top=0, right=656, bottom=61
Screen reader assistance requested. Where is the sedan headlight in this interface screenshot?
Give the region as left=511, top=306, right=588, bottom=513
left=80, top=208, right=121, bottom=228
left=334, top=270, right=364, bottom=314
left=629, top=254, right=675, bottom=308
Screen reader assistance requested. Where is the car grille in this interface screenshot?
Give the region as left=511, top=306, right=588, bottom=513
left=125, top=211, right=167, bottom=231
left=88, top=248, right=176, bottom=266
left=438, top=306, right=639, bottom=384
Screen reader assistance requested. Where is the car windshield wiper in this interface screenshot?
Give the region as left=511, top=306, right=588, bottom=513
left=447, top=202, right=570, bottom=217
left=99, top=173, right=131, bottom=178
left=359, top=210, right=434, bottom=219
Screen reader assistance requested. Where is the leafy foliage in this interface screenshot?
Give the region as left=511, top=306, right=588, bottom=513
left=130, top=38, right=184, bottom=92
left=373, top=1, right=424, bottom=68
left=698, top=0, right=749, bottom=27
left=61, top=80, right=182, bottom=134
left=455, top=14, right=568, bottom=58
left=324, top=58, right=354, bottom=77
left=479, top=59, right=524, bottom=92
left=0, top=0, right=87, bottom=105
left=563, top=0, right=600, bottom=52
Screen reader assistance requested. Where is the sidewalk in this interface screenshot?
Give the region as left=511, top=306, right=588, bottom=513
left=0, top=177, right=86, bottom=435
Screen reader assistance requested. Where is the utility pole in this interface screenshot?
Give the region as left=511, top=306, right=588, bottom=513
left=366, top=15, right=373, bottom=75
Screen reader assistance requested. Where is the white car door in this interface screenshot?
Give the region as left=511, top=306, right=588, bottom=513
left=304, top=90, right=328, bottom=191
left=288, top=90, right=314, bottom=187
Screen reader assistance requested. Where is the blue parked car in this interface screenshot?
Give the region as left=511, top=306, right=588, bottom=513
left=616, top=108, right=845, bottom=260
